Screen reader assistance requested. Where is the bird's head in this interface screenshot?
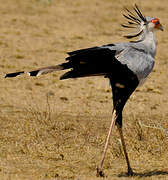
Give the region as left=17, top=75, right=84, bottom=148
left=122, top=4, right=163, bottom=40
left=145, top=17, right=163, bottom=32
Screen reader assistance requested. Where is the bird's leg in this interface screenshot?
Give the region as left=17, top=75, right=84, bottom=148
left=116, top=123, right=134, bottom=176
left=97, top=109, right=118, bottom=177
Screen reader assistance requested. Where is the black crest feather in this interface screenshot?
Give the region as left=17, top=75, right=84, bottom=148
left=122, top=4, right=146, bottom=40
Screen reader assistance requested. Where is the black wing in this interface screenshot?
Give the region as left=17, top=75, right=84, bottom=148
left=4, top=44, right=138, bottom=84
left=60, top=45, right=121, bottom=79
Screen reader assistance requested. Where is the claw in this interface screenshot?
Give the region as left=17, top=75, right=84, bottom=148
left=127, top=167, right=134, bottom=176
left=96, top=167, right=105, bottom=177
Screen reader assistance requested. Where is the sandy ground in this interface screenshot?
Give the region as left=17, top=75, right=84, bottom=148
left=0, top=0, right=168, bottom=179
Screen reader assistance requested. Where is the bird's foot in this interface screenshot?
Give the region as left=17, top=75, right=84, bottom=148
left=127, top=167, right=134, bottom=176
left=96, top=167, right=105, bottom=177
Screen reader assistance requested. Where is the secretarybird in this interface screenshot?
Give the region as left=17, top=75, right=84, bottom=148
left=5, top=4, right=163, bottom=177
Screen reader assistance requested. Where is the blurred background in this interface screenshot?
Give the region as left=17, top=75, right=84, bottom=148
left=0, top=0, right=168, bottom=179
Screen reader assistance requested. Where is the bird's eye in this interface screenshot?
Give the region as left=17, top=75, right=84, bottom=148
left=152, top=18, right=160, bottom=26
left=155, top=21, right=159, bottom=25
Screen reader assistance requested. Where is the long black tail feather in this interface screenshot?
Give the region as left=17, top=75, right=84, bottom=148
left=5, top=71, right=24, bottom=78
left=5, top=45, right=117, bottom=80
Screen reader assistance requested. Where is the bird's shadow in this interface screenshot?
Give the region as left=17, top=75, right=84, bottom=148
left=118, top=169, right=168, bottom=178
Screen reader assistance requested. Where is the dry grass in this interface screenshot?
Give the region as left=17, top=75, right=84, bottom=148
left=0, top=0, right=168, bottom=179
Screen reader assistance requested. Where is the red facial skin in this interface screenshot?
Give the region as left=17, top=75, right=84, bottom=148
left=152, top=18, right=161, bottom=29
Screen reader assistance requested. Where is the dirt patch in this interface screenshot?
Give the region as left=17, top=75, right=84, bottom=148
left=0, top=0, right=168, bottom=179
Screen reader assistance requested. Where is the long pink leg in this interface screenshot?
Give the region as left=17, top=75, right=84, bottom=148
left=116, top=123, right=133, bottom=176
left=97, top=109, right=118, bottom=177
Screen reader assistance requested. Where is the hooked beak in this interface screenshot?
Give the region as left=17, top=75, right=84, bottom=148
left=158, top=24, right=164, bottom=31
